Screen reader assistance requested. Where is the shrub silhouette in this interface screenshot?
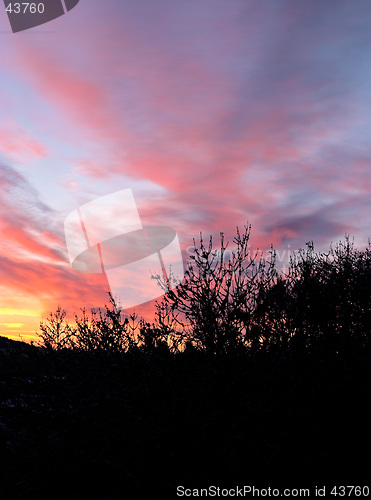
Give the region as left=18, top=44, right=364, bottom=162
left=37, top=294, right=176, bottom=355
left=38, top=305, right=75, bottom=350
left=154, top=227, right=371, bottom=356
left=72, top=298, right=138, bottom=353
left=253, top=237, right=371, bottom=356
left=37, top=226, right=370, bottom=358
left=152, top=224, right=278, bottom=354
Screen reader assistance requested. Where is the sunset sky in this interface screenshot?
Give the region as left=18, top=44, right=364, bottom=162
left=1, top=0, right=371, bottom=341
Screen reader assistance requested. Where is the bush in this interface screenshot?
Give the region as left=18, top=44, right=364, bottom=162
left=37, top=227, right=370, bottom=358
left=152, top=224, right=278, bottom=354
left=37, top=306, right=75, bottom=350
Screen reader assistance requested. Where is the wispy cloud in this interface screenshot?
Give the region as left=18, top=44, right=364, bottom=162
left=0, top=162, right=110, bottom=334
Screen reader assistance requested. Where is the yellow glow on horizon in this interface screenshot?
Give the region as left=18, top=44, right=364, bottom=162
left=1, top=332, right=38, bottom=343
left=0, top=307, right=42, bottom=343
left=0, top=308, right=41, bottom=317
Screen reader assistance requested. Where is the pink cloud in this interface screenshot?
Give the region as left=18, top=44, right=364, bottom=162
left=0, top=127, right=47, bottom=161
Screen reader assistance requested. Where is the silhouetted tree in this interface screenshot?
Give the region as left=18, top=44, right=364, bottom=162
left=153, top=224, right=278, bottom=354
left=37, top=306, right=75, bottom=350
left=37, top=228, right=370, bottom=358
left=259, top=237, right=371, bottom=355
left=73, top=294, right=139, bottom=353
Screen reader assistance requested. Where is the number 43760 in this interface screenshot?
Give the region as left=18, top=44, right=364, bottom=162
left=6, top=3, right=45, bottom=14
left=330, top=485, right=370, bottom=496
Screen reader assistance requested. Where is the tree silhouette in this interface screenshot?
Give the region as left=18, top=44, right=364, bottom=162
left=37, top=226, right=370, bottom=359
left=38, top=305, right=75, bottom=350
left=153, top=224, right=278, bottom=354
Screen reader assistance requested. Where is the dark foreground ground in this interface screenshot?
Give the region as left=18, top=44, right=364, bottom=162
left=0, top=336, right=369, bottom=499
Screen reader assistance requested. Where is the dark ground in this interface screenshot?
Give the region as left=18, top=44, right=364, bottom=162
left=0, top=335, right=369, bottom=499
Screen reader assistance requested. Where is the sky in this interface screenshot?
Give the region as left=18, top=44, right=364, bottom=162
left=1, top=0, right=371, bottom=341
